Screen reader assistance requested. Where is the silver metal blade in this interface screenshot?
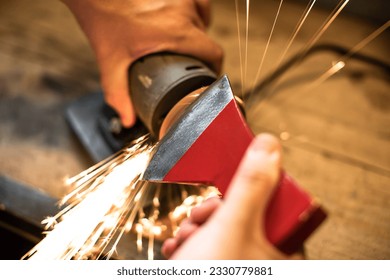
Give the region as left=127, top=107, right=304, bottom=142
left=142, top=75, right=234, bottom=182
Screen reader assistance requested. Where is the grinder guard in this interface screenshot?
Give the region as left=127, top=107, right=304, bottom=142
left=129, top=53, right=216, bottom=138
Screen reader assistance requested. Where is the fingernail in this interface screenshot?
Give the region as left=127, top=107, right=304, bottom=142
left=250, top=133, right=280, bottom=155
left=121, top=115, right=135, bottom=128
left=120, top=119, right=130, bottom=128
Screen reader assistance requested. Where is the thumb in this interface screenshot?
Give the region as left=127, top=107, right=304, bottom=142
left=223, top=133, right=282, bottom=225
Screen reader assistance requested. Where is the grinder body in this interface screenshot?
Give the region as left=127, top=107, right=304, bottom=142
left=129, top=53, right=216, bottom=138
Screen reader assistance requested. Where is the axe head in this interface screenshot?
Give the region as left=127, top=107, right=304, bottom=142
left=142, top=75, right=253, bottom=195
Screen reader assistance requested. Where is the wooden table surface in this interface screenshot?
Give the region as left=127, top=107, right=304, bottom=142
left=0, top=0, right=389, bottom=259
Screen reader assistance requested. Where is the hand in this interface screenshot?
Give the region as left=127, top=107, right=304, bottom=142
left=162, top=134, right=302, bottom=259
left=62, top=0, right=223, bottom=127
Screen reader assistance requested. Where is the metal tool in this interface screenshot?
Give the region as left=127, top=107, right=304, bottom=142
left=141, top=74, right=326, bottom=255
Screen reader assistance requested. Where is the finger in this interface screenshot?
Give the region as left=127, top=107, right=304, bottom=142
left=223, top=133, right=282, bottom=224
left=161, top=238, right=178, bottom=259
left=177, top=218, right=191, bottom=229
left=175, top=222, right=199, bottom=246
left=99, top=58, right=137, bottom=128
left=193, top=0, right=211, bottom=27
left=174, top=28, right=223, bottom=73
left=190, top=197, right=222, bottom=225
left=162, top=218, right=199, bottom=259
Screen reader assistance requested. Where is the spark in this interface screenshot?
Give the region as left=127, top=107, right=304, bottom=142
left=235, top=0, right=245, bottom=95
left=41, top=216, right=58, bottom=229
left=276, top=0, right=317, bottom=66
left=244, top=0, right=250, bottom=94
left=308, top=20, right=389, bottom=88
left=302, top=0, right=350, bottom=55
left=136, top=223, right=144, bottom=252
left=250, top=0, right=284, bottom=98
left=340, top=20, right=390, bottom=61
left=308, top=60, right=346, bottom=89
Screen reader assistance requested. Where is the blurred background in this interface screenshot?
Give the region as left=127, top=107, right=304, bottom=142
left=0, top=0, right=389, bottom=259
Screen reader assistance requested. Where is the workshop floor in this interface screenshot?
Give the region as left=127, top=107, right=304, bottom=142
left=0, top=0, right=389, bottom=259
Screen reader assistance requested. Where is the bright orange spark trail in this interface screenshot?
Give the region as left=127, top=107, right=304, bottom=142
left=23, top=137, right=153, bottom=260
left=302, top=0, right=350, bottom=55
left=308, top=20, right=390, bottom=89
left=23, top=135, right=218, bottom=260
left=250, top=0, right=284, bottom=95
left=276, top=0, right=317, bottom=66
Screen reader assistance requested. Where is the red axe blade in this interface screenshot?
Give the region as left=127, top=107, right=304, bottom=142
left=142, top=75, right=326, bottom=254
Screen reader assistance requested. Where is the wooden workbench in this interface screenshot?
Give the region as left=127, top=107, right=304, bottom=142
left=0, top=0, right=389, bottom=259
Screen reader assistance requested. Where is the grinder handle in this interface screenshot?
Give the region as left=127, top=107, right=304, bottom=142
left=129, top=53, right=216, bottom=138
